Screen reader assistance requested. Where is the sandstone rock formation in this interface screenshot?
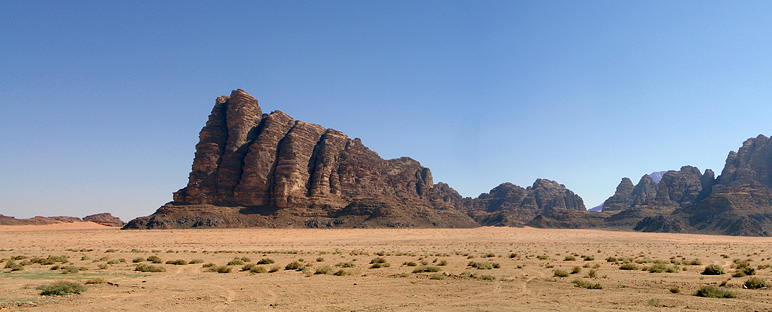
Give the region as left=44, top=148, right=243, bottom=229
left=462, top=179, right=586, bottom=226
left=83, top=213, right=126, bottom=227
left=125, top=89, right=478, bottom=229
left=0, top=213, right=125, bottom=227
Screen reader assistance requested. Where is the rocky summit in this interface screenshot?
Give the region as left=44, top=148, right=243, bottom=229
left=125, top=89, right=587, bottom=229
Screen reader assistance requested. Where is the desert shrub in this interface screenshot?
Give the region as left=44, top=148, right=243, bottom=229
left=257, top=258, right=275, bottom=265
left=316, top=257, right=324, bottom=262
left=285, top=262, right=303, bottom=271
left=619, top=263, right=638, bottom=270
left=370, top=257, right=387, bottom=264
left=315, top=265, right=334, bottom=275
left=132, top=257, right=144, bottom=263
left=702, top=264, right=725, bottom=275
left=241, top=263, right=256, bottom=271
left=670, top=287, right=680, bottom=294
left=468, top=261, right=500, bottom=270
left=684, top=259, right=702, bottom=265
left=240, top=257, right=252, bottom=263
left=60, top=265, right=79, bottom=274
left=202, top=262, right=216, bottom=268
left=564, top=256, right=576, bottom=261
left=207, top=265, right=231, bottom=273
left=189, top=259, right=204, bottom=264
left=227, top=258, right=245, bottom=266
left=50, top=265, right=60, bottom=271
left=509, top=253, right=518, bottom=258
left=572, top=278, right=603, bottom=289
left=336, top=262, right=356, bottom=268
left=429, top=273, right=446, bottom=280
left=413, top=266, right=442, bottom=273
left=694, top=286, right=736, bottom=298
left=105, top=249, right=119, bottom=253
left=734, top=266, right=755, bottom=277
left=587, top=269, right=597, bottom=278
left=31, top=255, right=69, bottom=265
left=97, top=263, right=108, bottom=270
left=744, top=277, right=766, bottom=289
left=106, top=259, right=121, bottom=265
left=166, top=259, right=187, bottom=265
left=135, top=264, right=166, bottom=272
left=571, top=266, right=582, bottom=274
left=403, top=261, right=417, bottom=266
left=370, top=262, right=390, bottom=269
left=537, top=255, right=550, bottom=260
left=37, top=281, right=87, bottom=296
left=605, top=257, right=617, bottom=262
left=484, top=253, right=496, bottom=258
left=85, top=278, right=107, bottom=285
left=481, top=275, right=496, bottom=280
left=553, top=270, right=569, bottom=277
left=438, top=260, right=448, bottom=266
left=648, top=263, right=680, bottom=273
left=250, top=266, right=267, bottom=274
left=147, top=256, right=162, bottom=264
left=334, top=269, right=357, bottom=276
left=268, top=265, right=281, bottom=273
left=582, top=255, right=595, bottom=261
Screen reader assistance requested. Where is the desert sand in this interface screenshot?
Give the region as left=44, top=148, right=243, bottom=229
left=1, top=226, right=771, bottom=311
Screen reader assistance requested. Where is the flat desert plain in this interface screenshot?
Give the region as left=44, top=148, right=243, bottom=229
left=2, top=225, right=772, bottom=311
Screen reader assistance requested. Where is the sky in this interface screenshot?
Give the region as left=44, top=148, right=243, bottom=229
left=2, top=1, right=772, bottom=221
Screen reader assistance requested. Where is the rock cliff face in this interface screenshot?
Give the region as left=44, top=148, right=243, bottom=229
left=463, top=179, right=586, bottom=226
left=126, top=89, right=478, bottom=229
left=630, top=135, right=772, bottom=236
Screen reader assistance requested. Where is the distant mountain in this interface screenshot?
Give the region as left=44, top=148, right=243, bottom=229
left=648, top=171, right=665, bottom=184
left=0, top=213, right=125, bottom=227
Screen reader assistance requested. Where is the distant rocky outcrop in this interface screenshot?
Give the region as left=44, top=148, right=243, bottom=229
left=462, top=179, right=586, bottom=227
left=83, top=213, right=126, bottom=227
left=125, top=89, right=478, bottom=229
left=0, top=213, right=124, bottom=227
left=601, top=135, right=772, bottom=236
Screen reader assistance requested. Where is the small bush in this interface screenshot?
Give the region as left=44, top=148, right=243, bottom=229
left=587, top=269, right=597, bottom=278
left=241, top=263, right=256, bottom=271
left=564, top=256, right=576, bottom=261
left=166, top=259, right=187, bottom=265
left=468, top=261, right=500, bottom=270
left=336, top=262, right=356, bottom=268
left=85, top=278, right=107, bottom=285
left=250, top=266, right=267, bottom=274
left=147, top=256, right=162, bottom=264
left=702, top=264, right=725, bottom=275
left=554, top=270, right=569, bottom=277
left=413, top=266, right=442, bottom=273
left=268, top=265, right=280, bottom=273
left=745, top=277, right=766, bottom=289
left=481, top=275, right=495, bottom=280
left=132, top=257, right=144, bottom=263
left=135, top=264, right=166, bottom=272
left=694, top=286, right=736, bottom=298
left=333, top=269, right=357, bottom=276
left=670, top=287, right=680, bottom=294
left=649, top=263, right=680, bottom=273
left=227, top=258, right=245, bottom=266
left=37, top=281, right=87, bottom=296
left=619, top=263, right=638, bottom=270
left=285, top=262, right=303, bottom=271
left=572, top=278, right=603, bottom=289
left=202, top=262, right=216, bottom=268
left=189, top=259, right=204, bottom=264
left=605, top=257, right=617, bottom=262
left=257, top=258, right=275, bottom=265
left=571, top=266, right=581, bottom=274
left=60, top=266, right=79, bottom=274
left=370, top=262, right=390, bottom=269
left=403, top=261, right=417, bottom=267
left=316, top=257, right=324, bottom=262
left=207, top=265, right=231, bottom=273
left=438, top=260, right=448, bottom=266
left=315, top=265, right=334, bottom=275
left=429, top=273, right=446, bottom=280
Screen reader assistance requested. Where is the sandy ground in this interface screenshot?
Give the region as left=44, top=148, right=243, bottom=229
left=1, top=226, right=772, bottom=311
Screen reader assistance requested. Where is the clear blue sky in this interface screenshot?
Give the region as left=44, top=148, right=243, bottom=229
left=2, top=1, right=772, bottom=221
